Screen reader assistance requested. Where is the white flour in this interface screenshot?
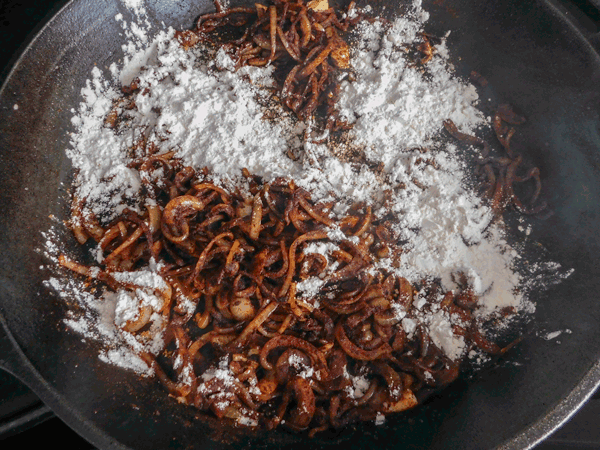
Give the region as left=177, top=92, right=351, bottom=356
left=343, top=366, right=371, bottom=399
left=45, top=0, right=572, bottom=377
left=337, top=17, right=483, bottom=169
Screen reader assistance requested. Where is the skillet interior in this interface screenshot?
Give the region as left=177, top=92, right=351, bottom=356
left=0, top=0, right=599, bottom=449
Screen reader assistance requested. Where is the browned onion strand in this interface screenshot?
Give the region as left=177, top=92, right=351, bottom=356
left=444, top=103, right=547, bottom=216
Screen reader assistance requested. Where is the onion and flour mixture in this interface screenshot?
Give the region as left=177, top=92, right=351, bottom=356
left=42, top=0, right=571, bottom=431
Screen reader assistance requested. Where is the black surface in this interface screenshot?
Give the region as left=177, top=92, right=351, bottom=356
left=0, top=0, right=72, bottom=445
left=0, top=370, right=52, bottom=438
left=0, top=1, right=65, bottom=76
left=0, top=0, right=600, bottom=449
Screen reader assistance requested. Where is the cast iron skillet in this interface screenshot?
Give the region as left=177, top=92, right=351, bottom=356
left=1, top=0, right=600, bottom=448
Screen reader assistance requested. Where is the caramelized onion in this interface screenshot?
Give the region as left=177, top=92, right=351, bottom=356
left=59, top=2, right=525, bottom=435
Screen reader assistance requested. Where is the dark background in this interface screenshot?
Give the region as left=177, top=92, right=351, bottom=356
left=0, top=0, right=599, bottom=449
left=0, top=1, right=67, bottom=78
